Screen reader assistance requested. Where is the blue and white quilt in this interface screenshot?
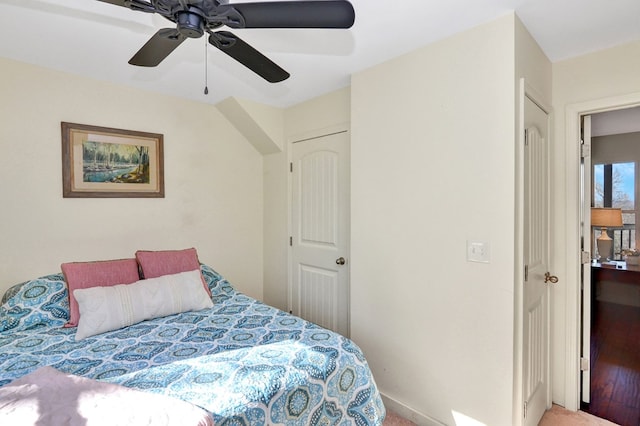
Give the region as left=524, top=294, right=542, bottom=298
left=0, top=265, right=385, bottom=425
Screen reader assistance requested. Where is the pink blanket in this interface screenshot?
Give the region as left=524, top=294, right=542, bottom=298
left=0, top=367, right=213, bottom=425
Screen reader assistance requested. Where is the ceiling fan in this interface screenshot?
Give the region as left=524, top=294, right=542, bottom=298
left=96, top=0, right=355, bottom=83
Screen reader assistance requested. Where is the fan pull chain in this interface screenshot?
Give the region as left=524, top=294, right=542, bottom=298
left=204, top=38, right=209, bottom=95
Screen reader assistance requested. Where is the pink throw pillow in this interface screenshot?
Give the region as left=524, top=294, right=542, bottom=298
left=135, top=248, right=211, bottom=296
left=61, top=258, right=140, bottom=327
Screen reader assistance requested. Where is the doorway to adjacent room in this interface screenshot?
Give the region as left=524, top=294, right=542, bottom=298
left=580, top=107, right=640, bottom=425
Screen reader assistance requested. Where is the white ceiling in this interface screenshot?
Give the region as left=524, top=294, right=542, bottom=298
left=1, top=0, right=640, bottom=108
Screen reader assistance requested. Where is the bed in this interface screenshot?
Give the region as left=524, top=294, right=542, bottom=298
left=0, top=262, right=385, bottom=425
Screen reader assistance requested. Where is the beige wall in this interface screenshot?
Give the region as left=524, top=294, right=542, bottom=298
left=592, top=131, right=640, bottom=163
left=0, top=57, right=264, bottom=299
left=552, top=39, right=640, bottom=408
left=515, top=17, right=552, bottom=99
left=351, top=15, right=518, bottom=425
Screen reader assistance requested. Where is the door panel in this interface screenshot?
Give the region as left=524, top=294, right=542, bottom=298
left=299, top=150, right=339, bottom=246
left=299, top=265, right=339, bottom=331
left=291, top=131, right=350, bottom=337
left=523, top=96, right=552, bottom=426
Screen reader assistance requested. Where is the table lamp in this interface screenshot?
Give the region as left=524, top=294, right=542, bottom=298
left=591, top=207, right=623, bottom=261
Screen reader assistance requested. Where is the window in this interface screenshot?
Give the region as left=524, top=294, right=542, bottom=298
left=593, top=162, right=636, bottom=257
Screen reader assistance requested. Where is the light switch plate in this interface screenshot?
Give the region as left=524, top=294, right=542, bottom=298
left=467, top=240, right=490, bottom=263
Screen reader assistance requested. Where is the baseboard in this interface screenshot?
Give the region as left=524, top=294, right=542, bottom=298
left=381, top=393, right=446, bottom=426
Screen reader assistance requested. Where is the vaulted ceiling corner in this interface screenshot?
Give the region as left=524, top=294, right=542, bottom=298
left=216, top=96, right=284, bottom=154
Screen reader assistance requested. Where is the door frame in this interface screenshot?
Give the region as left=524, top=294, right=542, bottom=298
left=563, top=92, right=640, bottom=411
left=286, top=122, right=351, bottom=316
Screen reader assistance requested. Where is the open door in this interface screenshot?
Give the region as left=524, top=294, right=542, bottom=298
left=522, top=92, right=553, bottom=426
left=581, top=115, right=593, bottom=405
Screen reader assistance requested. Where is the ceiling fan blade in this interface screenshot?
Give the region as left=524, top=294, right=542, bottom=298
left=224, top=1, right=355, bottom=29
left=209, top=31, right=290, bottom=83
left=95, top=0, right=128, bottom=6
left=129, top=29, right=187, bottom=67
left=95, top=0, right=155, bottom=13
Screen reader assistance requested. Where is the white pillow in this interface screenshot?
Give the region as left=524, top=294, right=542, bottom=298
left=74, top=269, right=213, bottom=340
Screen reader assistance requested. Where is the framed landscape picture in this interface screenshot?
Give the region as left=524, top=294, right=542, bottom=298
left=62, top=122, right=164, bottom=198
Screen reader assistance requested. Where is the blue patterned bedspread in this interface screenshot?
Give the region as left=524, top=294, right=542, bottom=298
left=0, top=265, right=385, bottom=425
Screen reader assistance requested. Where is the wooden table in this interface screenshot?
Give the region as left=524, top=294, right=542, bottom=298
left=591, top=262, right=640, bottom=286
left=591, top=262, right=640, bottom=324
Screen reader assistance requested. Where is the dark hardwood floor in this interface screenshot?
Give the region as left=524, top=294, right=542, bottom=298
left=583, top=300, right=640, bottom=426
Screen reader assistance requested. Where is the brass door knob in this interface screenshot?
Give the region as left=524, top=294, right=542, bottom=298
left=544, top=272, right=558, bottom=283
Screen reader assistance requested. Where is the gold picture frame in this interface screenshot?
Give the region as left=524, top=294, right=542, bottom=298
left=62, top=122, right=164, bottom=198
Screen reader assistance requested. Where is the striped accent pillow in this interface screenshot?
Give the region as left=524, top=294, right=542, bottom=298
left=73, top=270, right=213, bottom=340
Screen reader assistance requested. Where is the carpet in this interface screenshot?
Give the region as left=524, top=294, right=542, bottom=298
left=383, top=404, right=618, bottom=425
left=538, top=404, right=617, bottom=425
left=383, top=410, right=417, bottom=425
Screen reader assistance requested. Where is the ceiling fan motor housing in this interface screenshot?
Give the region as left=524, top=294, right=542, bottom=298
left=176, top=9, right=205, bottom=38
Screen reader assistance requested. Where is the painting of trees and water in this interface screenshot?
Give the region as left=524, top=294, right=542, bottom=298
left=62, top=122, right=164, bottom=198
left=83, top=141, right=149, bottom=184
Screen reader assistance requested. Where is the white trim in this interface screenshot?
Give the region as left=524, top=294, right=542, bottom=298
left=563, top=92, right=640, bottom=411
left=513, top=78, right=526, bottom=426
left=287, top=123, right=350, bottom=145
